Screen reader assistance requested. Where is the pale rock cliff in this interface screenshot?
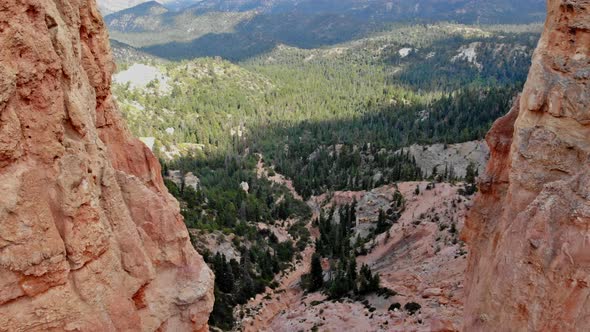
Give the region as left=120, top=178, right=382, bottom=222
left=0, top=0, right=213, bottom=331
left=396, top=140, right=490, bottom=178
left=463, top=0, right=590, bottom=330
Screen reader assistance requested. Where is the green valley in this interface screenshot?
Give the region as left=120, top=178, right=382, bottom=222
left=111, top=17, right=540, bottom=332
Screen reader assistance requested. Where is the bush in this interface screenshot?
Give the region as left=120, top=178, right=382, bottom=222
left=388, top=302, right=401, bottom=311
left=276, top=241, right=295, bottom=262
left=377, top=287, right=397, bottom=298
left=404, top=302, right=422, bottom=315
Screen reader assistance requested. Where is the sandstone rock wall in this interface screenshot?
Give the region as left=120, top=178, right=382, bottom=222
left=0, top=0, right=213, bottom=331
left=463, top=0, right=590, bottom=330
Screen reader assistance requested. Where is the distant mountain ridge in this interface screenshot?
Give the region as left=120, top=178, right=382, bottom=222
left=103, top=0, right=545, bottom=61
left=105, top=1, right=258, bottom=52
left=102, top=0, right=546, bottom=21
left=184, top=0, right=546, bottom=21
left=97, top=0, right=197, bottom=14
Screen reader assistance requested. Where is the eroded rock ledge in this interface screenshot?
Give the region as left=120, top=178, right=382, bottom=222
left=0, top=1, right=213, bottom=330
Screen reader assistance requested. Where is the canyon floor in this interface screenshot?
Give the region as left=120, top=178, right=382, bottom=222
left=232, top=160, right=471, bottom=331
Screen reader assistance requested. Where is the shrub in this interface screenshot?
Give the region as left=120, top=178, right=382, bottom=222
left=388, top=302, right=401, bottom=311
left=404, top=302, right=422, bottom=315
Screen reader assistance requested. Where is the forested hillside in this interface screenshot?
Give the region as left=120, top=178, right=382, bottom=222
left=114, top=23, right=536, bottom=197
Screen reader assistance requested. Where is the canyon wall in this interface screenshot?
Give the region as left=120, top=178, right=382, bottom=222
left=0, top=0, right=213, bottom=331
left=463, top=0, right=590, bottom=330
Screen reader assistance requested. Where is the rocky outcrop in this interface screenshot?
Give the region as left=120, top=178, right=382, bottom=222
left=463, top=0, right=590, bottom=330
left=0, top=0, right=213, bottom=331
left=396, top=141, right=489, bottom=179
left=165, top=170, right=200, bottom=191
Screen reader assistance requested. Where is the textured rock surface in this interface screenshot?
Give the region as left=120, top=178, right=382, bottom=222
left=463, top=0, right=590, bottom=330
left=0, top=0, right=213, bottom=331
left=396, top=140, right=490, bottom=178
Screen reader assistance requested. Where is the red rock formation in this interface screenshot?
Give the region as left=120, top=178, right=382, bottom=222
left=463, top=0, right=590, bottom=330
left=0, top=0, right=214, bottom=330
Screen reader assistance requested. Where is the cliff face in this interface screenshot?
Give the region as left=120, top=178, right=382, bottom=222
left=0, top=1, right=214, bottom=331
left=463, top=0, right=590, bottom=330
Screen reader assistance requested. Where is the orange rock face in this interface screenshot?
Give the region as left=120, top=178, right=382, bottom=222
left=463, top=0, right=590, bottom=330
left=0, top=0, right=213, bottom=331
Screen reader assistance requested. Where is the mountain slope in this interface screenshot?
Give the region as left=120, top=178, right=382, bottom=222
left=98, top=0, right=197, bottom=14
left=105, top=0, right=546, bottom=22
left=98, top=0, right=146, bottom=15
left=105, top=1, right=257, bottom=48
left=104, top=0, right=545, bottom=61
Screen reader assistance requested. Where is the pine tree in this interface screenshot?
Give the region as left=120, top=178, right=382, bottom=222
left=376, top=209, right=389, bottom=234
left=218, top=256, right=235, bottom=293
left=465, top=162, right=477, bottom=184
left=347, top=256, right=358, bottom=293
left=308, top=253, right=324, bottom=292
